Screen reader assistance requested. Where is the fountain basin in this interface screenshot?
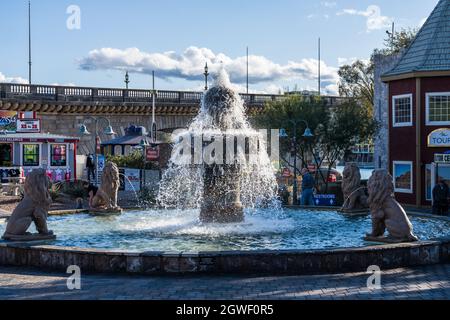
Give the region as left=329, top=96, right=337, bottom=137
left=0, top=209, right=449, bottom=275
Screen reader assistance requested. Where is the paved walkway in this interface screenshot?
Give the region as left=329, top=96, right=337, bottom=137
left=0, top=264, right=449, bottom=300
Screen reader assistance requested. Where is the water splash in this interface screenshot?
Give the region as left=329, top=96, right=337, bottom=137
left=157, top=69, right=280, bottom=221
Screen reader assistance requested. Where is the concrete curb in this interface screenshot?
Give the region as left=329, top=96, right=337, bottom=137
left=0, top=237, right=449, bottom=275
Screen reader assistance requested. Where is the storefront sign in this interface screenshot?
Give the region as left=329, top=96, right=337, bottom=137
left=146, top=146, right=160, bottom=161
left=435, top=154, right=450, bottom=164
left=428, top=129, right=450, bottom=147
left=0, top=111, right=17, bottom=132
left=16, top=119, right=41, bottom=133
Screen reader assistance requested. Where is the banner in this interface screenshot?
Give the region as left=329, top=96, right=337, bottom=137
left=16, top=119, right=41, bottom=133
left=0, top=111, right=18, bottom=132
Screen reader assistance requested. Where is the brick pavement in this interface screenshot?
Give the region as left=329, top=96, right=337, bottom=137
left=0, top=264, right=449, bottom=300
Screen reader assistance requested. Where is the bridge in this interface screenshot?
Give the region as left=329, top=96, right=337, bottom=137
left=0, top=83, right=344, bottom=115
left=0, top=82, right=346, bottom=154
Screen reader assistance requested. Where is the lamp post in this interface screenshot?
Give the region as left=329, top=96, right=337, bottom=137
left=124, top=71, right=130, bottom=90
left=139, top=139, right=150, bottom=190
left=79, top=116, right=116, bottom=185
left=204, top=62, right=209, bottom=91
left=280, top=120, right=314, bottom=205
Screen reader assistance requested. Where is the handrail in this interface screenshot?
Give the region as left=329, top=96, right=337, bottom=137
left=0, top=82, right=343, bottom=106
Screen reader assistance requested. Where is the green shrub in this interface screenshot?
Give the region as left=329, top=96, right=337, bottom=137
left=107, top=151, right=157, bottom=170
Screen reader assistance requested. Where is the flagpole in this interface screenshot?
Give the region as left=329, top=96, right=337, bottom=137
left=28, top=0, right=32, bottom=84
left=246, top=46, right=249, bottom=94
left=318, top=37, right=321, bottom=97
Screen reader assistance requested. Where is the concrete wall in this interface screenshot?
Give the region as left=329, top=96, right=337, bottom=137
left=373, top=53, right=403, bottom=170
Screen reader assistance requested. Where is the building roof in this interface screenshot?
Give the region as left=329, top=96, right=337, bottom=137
left=383, top=0, right=450, bottom=79
left=0, top=132, right=79, bottom=142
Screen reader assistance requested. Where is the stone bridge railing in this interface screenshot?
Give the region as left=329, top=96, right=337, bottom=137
left=0, top=83, right=288, bottom=106
left=0, top=83, right=347, bottom=106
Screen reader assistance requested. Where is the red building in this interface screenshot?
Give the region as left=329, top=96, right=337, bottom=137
left=382, top=0, right=450, bottom=206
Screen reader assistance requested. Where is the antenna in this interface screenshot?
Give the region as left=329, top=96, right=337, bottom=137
left=28, top=0, right=32, bottom=84
left=246, top=46, right=249, bottom=94
left=318, top=37, right=321, bottom=97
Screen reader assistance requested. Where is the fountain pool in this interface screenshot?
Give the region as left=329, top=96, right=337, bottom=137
left=1, top=209, right=448, bottom=252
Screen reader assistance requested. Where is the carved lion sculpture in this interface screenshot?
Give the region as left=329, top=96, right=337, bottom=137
left=91, top=161, right=120, bottom=210
left=366, top=170, right=418, bottom=242
left=341, top=163, right=368, bottom=211
left=2, top=169, right=54, bottom=241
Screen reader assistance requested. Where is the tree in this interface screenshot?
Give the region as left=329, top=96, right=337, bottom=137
left=338, top=28, right=418, bottom=112
left=338, top=60, right=374, bottom=113
left=255, top=95, right=379, bottom=192
left=377, top=27, right=419, bottom=56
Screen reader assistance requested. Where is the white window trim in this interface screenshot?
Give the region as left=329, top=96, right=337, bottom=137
left=393, top=161, right=414, bottom=194
left=20, top=142, right=43, bottom=168
left=392, top=94, right=413, bottom=127
left=48, top=143, right=70, bottom=168
left=426, top=92, right=450, bottom=126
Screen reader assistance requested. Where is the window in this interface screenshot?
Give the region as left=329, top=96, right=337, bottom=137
left=426, top=93, right=450, bottom=125
left=393, top=161, right=413, bottom=193
left=23, top=144, right=40, bottom=167
left=50, top=144, right=67, bottom=167
left=0, top=144, right=12, bottom=167
left=393, top=94, right=413, bottom=127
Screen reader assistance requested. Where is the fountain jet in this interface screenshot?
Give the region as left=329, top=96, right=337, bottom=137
left=158, top=69, right=278, bottom=223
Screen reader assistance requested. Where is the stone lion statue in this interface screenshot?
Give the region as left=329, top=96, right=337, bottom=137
left=366, top=170, right=418, bottom=242
left=2, top=169, right=55, bottom=241
left=91, top=161, right=120, bottom=211
left=341, top=163, right=368, bottom=212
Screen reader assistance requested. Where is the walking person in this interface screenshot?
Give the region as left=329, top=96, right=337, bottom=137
left=300, top=168, right=315, bottom=206
left=432, top=179, right=449, bottom=216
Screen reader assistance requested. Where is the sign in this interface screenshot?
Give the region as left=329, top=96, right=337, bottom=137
left=97, top=155, right=106, bottom=172
left=428, top=128, right=450, bottom=147
left=313, top=194, right=336, bottom=206
left=16, top=119, right=41, bottom=133
left=434, top=153, right=450, bottom=164
left=146, top=146, right=160, bottom=161
left=0, top=111, right=17, bottom=132
left=282, top=168, right=291, bottom=177
left=124, top=168, right=141, bottom=192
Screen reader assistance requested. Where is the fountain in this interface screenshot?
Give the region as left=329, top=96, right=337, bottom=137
left=158, top=69, right=278, bottom=223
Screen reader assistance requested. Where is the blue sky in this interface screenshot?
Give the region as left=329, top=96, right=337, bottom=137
left=0, top=0, right=439, bottom=94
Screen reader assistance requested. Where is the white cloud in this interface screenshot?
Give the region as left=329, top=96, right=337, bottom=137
left=0, top=72, right=28, bottom=84
left=337, top=5, right=392, bottom=31
left=78, top=46, right=339, bottom=88
left=321, top=1, right=337, bottom=8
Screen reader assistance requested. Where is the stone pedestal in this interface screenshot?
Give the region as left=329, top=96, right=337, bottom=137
left=200, top=165, right=244, bottom=223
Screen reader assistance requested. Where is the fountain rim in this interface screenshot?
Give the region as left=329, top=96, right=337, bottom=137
left=0, top=209, right=449, bottom=276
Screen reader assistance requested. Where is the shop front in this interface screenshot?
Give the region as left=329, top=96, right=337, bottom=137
left=0, top=133, right=79, bottom=183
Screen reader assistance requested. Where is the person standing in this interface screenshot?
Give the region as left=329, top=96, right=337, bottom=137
left=301, top=168, right=315, bottom=206
left=432, top=179, right=449, bottom=216
left=86, top=154, right=96, bottom=183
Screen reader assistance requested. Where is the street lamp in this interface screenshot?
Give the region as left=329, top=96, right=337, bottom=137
left=281, top=119, right=314, bottom=205
left=125, top=71, right=130, bottom=90
left=204, top=62, right=209, bottom=91
left=79, top=116, right=116, bottom=185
